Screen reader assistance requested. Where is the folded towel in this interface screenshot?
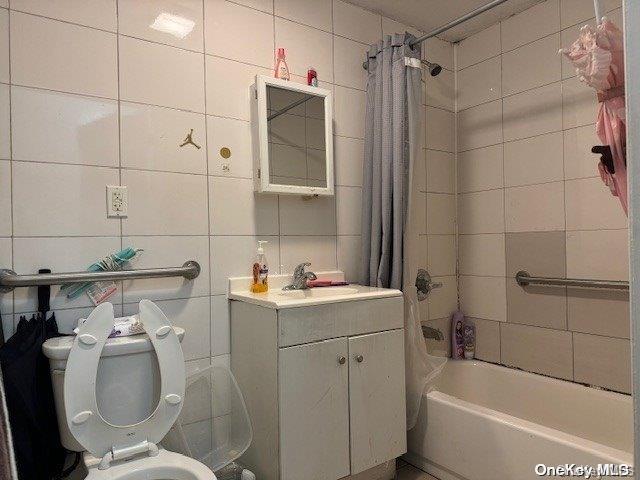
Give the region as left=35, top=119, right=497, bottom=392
left=307, top=280, right=349, bottom=287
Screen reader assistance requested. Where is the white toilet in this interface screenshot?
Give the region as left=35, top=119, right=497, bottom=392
left=42, top=300, right=217, bottom=480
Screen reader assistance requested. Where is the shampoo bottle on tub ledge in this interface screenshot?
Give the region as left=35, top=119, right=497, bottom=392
left=451, top=311, right=465, bottom=359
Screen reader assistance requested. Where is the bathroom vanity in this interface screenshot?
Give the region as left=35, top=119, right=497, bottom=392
left=229, top=273, right=406, bottom=480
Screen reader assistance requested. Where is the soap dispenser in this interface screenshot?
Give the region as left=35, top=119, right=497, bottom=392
left=251, top=241, right=269, bottom=293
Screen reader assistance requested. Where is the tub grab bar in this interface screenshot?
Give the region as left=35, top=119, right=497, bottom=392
left=0, top=261, right=201, bottom=293
left=515, top=270, right=628, bottom=291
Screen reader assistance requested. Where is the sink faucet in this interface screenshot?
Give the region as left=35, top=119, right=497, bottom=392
left=422, top=325, right=444, bottom=341
left=283, top=262, right=317, bottom=290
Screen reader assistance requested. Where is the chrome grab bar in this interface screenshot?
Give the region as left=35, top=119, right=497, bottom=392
left=0, top=261, right=201, bottom=293
left=515, top=270, right=628, bottom=291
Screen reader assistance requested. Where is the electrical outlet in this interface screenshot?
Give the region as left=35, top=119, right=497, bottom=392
left=107, top=185, right=128, bottom=218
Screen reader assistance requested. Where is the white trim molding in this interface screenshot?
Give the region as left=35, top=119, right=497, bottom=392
left=624, top=0, right=640, bottom=467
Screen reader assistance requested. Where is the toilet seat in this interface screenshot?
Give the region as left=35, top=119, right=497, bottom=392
left=84, top=448, right=216, bottom=480
left=63, top=300, right=187, bottom=469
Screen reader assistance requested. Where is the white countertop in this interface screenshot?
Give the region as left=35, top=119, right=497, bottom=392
left=228, top=271, right=402, bottom=309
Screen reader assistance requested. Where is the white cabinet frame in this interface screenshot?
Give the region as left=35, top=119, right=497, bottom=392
left=253, top=75, right=335, bottom=196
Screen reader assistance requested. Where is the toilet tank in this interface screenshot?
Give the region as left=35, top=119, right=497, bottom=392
left=42, top=327, right=185, bottom=452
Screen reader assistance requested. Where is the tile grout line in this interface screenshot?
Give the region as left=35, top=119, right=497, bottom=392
left=7, top=2, right=14, bottom=324
left=201, top=0, right=214, bottom=361
left=499, top=20, right=508, bottom=330
left=115, top=0, right=124, bottom=310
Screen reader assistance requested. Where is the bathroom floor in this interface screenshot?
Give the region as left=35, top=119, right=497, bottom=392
left=396, top=463, right=439, bottom=480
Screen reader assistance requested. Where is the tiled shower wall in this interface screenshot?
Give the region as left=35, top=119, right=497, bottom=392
left=455, top=0, right=630, bottom=393
left=0, top=0, right=457, bottom=376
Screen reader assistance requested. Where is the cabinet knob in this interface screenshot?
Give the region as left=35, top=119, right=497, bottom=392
left=355, top=354, right=364, bottom=363
left=338, top=356, right=346, bottom=365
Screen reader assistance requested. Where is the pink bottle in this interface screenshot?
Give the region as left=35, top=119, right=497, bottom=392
left=274, top=48, right=290, bottom=81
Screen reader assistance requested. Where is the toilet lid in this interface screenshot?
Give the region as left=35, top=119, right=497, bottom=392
left=63, top=300, right=186, bottom=459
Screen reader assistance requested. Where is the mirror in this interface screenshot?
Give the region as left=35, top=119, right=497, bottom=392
left=254, top=75, right=334, bottom=196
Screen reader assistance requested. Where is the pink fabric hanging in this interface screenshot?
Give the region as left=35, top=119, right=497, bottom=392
left=561, top=18, right=627, bottom=215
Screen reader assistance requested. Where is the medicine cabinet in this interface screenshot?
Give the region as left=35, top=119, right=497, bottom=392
left=253, top=75, right=334, bottom=196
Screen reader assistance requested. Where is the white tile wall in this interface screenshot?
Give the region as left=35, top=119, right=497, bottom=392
left=455, top=0, right=630, bottom=391
left=205, top=56, right=270, bottom=120
left=460, top=275, right=507, bottom=322
left=280, top=235, right=337, bottom=273
left=10, top=11, right=118, bottom=98
left=206, top=0, right=273, bottom=67
left=120, top=102, right=206, bottom=174
left=458, top=144, right=503, bottom=193
left=209, top=177, right=279, bottom=236
left=337, top=235, right=361, bottom=282
left=500, top=0, right=560, bottom=52
left=0, top=0, right=455, bottom=407
left=0, top=161, right=10, bottom=236
left=458, top=100, right=502, bottom=151
left=206, top=116, right=252, bottom=178
left=275, top=17, right=333, bottom=80
left=563, top=125, right=601, bottom=179
left=333, top=36, right=369, bottom=90
left=0, top=9, right=8, bottom=84
left=503, top=132, right=564, bottom=187
left=560, top=0, right=620, bottom=29
left=424, top=68, right=455, bottom=111
left=335, top=186, right=362, bottom=235
left=334, top=136, right=363, bottom=186
left=425, top=106, right=455, bottom=152
left=566, top=230, right=628, bottom=281
left=501, top=34, right=561, bottom=96
left=12, top=87, right=119, bottom=167
left=120, top=0, right=204, bottom=51
left=0, top=85, right=7, bottom=159
left=457, top=23, right=500, bottom=70
left=334, top=86, right=365, bottom=138
left=13, top=162, right=120, bottom=237
left=122, top=169, right=209, bottom=236
left=10, top=0, right=118, bottom=31
left=119, top=36, right=205, bottom=112
left=275, top=0, right=332, bottom=33
left=332, top=0, right=381, bottom=45
left=502, top=83, right=562, bottom=141
left=505, top=182, right=565, bottom=232
left=457, top=56, right=501, bottom=110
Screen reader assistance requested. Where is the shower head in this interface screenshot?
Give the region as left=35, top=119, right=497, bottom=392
left=423, top=60, right=442, bottom=77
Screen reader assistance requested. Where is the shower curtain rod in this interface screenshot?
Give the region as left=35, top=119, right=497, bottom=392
left=408, top=0, right=510, bottom=47
left=362, top=0, right=510, bottom=70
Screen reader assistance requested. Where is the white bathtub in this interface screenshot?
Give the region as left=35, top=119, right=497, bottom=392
left=405, top=360, right=633, bottom=480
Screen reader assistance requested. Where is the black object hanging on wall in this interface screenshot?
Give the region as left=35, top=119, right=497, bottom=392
left=0, top=270, right=65, bottom=479
left=592, top=145, right=616, bottom=174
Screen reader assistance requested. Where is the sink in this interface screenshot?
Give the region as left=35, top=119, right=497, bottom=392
left=228, top=272, right=403, bottom=309
left=278, top=287, right=359, bottom=299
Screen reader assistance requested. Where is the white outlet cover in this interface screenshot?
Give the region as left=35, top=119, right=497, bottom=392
left=107, top=185, right=128, bottom=218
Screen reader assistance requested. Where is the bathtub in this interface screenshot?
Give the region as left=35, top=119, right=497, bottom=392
left=405, top=360, right=633, bottom=480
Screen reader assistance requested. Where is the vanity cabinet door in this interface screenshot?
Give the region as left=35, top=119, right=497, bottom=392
left=278, top=338, right=350, bottom=480
left=348, top=329, right=407, bottom=474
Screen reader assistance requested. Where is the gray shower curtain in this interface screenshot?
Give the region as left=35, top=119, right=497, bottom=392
left=361, top=34, right=422, bottom=290
left=361, top=34, right=446, bottom=430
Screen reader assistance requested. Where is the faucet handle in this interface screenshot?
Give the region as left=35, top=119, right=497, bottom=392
left=293, top=262, right=311, bottom=278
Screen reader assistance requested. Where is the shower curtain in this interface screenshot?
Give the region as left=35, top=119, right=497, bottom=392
left=361, top=34, right=446, bottom=430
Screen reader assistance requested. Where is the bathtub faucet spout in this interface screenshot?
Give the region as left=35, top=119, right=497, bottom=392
left=422, top=325, right=444, bottom=341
